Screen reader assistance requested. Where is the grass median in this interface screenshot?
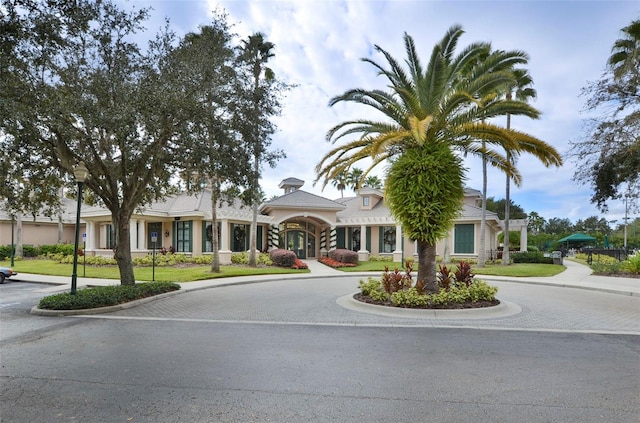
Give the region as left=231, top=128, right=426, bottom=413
left=0, top=259, right=309, bottom=283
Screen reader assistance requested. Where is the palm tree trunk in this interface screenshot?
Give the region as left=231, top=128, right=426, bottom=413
left=416, top=239, right=438, bottom=293
left=248, top=157, right=259, bottom=267
left=503, top=112, right=512, bottom=266
left=503, top=152, right=511, bottom=266
left=478, top=148, right=487, bottom=267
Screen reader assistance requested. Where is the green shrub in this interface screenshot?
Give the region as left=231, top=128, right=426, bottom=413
left=391, top=288, right=430, bottom=307
left=22, top=245, right=37, bottom=257
left=591, top=261, right=626, bottom=275
left=358, top=278, right=390, bottom=302
left=430, top=281, right=498, bottom=306
left=192, top=255, right=213, bottom=265
left=512, top=251, right=553, bottom=264
left=369, top=255, right=393, bottom=262
left=61, top=255, right=117, bottom=265
left=624, top=254, right=640, bottom=274
left=231, top=252, right=273, bottom=266
left=589, top=254, right=619, bottom=265
left=38, top=281, right=181, bottom=310
left=40, top=244, right=75, bottom=257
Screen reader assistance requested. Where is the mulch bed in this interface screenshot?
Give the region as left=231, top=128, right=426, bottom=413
left=353, top=293, right=500, bottom=310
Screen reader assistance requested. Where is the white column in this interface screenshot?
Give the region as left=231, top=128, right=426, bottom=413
left=219, top=219, right=232, bottom=264
left=393, top=224, right=403, bottom=262
left=87, top=221, right=96, bottom=251
left=138, top=220, right=146, bottom=250
left=130, top=219, right=137, bottom=250
left=358, top=224, right=369, bottom=261
left=520, top=225, right=528, bottom=252
left=413, top=240, right=419, bottom=260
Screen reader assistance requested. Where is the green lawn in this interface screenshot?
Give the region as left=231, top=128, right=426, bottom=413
left=0, top=259, right=309, bottom=283
left=339, top=261, right=565, bottom=277
left=2, top=258, right=566, bottom=281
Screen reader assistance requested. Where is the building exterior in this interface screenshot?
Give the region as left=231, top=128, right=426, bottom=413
left=1, top=178, right=528, bottom=262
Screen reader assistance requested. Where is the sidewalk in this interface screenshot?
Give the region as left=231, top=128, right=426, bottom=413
left=13, top=258, right=640, bottom=297
left=477, top=259, right=640, bottom=297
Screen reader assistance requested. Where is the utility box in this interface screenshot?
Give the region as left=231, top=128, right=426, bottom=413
left=552, top=251, right=563, bottom=265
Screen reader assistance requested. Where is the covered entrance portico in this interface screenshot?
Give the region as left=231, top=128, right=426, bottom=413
left=279, top=220, right=317, bottom=259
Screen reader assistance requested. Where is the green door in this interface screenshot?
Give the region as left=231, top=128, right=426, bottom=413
left=287, top=230, right=306, bottom=259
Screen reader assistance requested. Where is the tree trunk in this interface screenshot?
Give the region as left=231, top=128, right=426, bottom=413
left=503, top=152, right=511, bottom=266
left=248, top=158, right=259, bottom=267
left=210, top=184, right=220, bottom=273
left=112, top=211, right=135, bottom=286
left=416, top=239, right=438, bottom=293
left=478, top=149, right=487, bottom=267
left=503, top=112, right=512, bottom=266
left=58, top=187, right=64, bottom=243
left=16, top=212, right=23, bottom=258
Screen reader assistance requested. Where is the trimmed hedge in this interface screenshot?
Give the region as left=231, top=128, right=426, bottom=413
left=269, top=248, right=296, bottom=267
left=329, top=248, right=358, bottom=264
left=38, top=281, right=181, bottom=310
left=511, top=251, right=553, bottom=264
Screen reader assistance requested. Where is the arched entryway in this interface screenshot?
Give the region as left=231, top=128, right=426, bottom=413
left=279, top=220, right=317, bottom=259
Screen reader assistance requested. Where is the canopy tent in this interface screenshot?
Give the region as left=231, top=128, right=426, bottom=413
left=557, top=233, right=597, bottom=252
left=557, top=233, right=596, bottom=243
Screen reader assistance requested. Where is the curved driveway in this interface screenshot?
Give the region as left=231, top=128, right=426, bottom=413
left=103, top=274, right=639, bottom=335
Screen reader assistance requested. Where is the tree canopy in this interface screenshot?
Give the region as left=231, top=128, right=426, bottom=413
left=570, top=18, right=640, bottom=212
left=0, top=1, right=287, bottom=283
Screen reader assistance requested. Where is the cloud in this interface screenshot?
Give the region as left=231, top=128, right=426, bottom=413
left=123, top=0, right=639, bottom=222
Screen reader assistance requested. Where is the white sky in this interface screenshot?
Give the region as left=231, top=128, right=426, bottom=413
left=122, top=0, right=639, bottom=224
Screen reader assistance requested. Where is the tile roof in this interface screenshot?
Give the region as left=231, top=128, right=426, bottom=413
left=261, top=189, right=346, bottom=210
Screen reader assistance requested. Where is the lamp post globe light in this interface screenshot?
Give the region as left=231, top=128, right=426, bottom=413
left=71, top=162, right=89, bottom=295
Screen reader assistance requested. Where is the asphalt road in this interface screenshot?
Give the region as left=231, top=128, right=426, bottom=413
left=1, top=278, right=639, bottom=423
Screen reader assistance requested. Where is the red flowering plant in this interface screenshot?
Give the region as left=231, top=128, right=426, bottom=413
left=292, top=258, right=308, bottom=269
left=318, top=256, right=357, bottom=268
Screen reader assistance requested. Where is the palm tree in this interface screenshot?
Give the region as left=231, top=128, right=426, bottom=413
left=503, top=69, right=537, bottom=265
left=469, top=49, right=533, bottom=268
left=363, top=175, right=383, bottom=189
left=608, top=19, right=640, bottom=80
left=315, top=26, right=562, bottom=292
left=527, top=211, right=545, bottom=235
left=331, top=171, right=348, bottom=198
left=239, top=33, right=275, bottom=267
left=346, top=167, right=364, bottom=192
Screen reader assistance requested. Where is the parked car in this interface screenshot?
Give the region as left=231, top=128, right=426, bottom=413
left=0, top=267, right=17, bottom=283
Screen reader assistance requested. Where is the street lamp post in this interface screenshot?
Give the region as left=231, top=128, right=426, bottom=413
left=71, top=162, right=89, bottom=295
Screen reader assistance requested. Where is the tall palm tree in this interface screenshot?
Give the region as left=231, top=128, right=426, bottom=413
left=316, top=26, right=562, bottom=291
left=608, top=19, right=640, bottom=80
left=331, top=171, right=348, bottom=198
left=469, top=48, right=533, bottom=268
left=363, top=175, right=383, bottom=189
left=503, top=69, right=536, bottom=266
left=346, top=167, right=364, bottom=192
left=239, top=33, right=275, bottom=267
